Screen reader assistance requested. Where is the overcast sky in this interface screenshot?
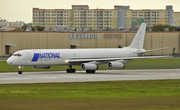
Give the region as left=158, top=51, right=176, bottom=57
left=0, top=0, right=180, bottom=23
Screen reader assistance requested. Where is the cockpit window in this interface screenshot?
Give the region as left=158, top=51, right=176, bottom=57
left=13, top=53, right=22, bottom=56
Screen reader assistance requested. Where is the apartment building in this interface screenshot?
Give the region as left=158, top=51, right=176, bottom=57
left=173, top=12, right=180, bottom=26
left=32, top=5, right=179, bottom=29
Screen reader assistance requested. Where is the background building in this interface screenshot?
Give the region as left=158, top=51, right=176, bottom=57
left=32, top=5, right=180, bottom=30
left=0, top=21, right=24, bottom=31
left=0, top=31, right=179, bottom=56
left=173, top=12, right=180, bottom=26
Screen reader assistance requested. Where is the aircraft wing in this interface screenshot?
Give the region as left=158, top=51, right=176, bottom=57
left=66, top=56, right=172, bottom=64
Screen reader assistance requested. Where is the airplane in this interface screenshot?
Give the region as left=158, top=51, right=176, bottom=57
left=7, top=23, right=170, bottom=74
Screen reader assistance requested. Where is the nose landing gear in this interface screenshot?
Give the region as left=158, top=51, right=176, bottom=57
left=18, top=71, right=22, bottom=74
left=18, top=66, right=23, bottom=74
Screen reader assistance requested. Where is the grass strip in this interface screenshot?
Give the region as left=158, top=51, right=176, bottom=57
left=0, top=80, right=180, bottom=109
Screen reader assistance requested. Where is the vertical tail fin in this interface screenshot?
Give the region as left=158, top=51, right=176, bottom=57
left=128, top=23, right=146, bottom=49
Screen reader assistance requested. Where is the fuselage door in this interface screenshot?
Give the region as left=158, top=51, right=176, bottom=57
left=27, top=52, right=31, bottom=60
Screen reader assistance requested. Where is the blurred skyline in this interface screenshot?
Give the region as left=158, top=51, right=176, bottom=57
left=0, top=0, right=180, bottom=23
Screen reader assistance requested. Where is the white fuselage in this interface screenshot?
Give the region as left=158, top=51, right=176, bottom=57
left=7, top=48, right=143, bottom=66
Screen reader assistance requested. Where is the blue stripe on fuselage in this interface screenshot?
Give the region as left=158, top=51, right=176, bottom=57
left=31, top=53, right=40, bottom=62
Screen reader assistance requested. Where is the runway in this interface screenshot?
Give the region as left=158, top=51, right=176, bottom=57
left=0, top=69, right=180, bottom=84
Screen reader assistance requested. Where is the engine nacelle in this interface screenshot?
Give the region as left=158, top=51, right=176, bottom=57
left=33, top=66, right=50, bottom=69
left=81, top=63, right=99, bottom=70
left=107, top=61, right=125, bottom=69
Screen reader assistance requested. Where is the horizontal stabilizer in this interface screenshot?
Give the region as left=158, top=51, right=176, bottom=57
left=138, top=47, right=170, bottom=54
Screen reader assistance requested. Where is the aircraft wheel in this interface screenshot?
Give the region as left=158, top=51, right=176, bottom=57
left=66, top=69, right=71, bottom=73
left=18, top=71, right=23, bottom=74
left=72, top=69, right=76, bottom=73
left=66, top=69, right=69, bottom=73
left=86, top=70, right=96, bottom=73
left=66, top=69, right=76, bottom=73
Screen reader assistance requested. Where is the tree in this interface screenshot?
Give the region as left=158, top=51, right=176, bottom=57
left=21, top=25, right=28, bottom=31
left=0, top=18, right=6, bottom=22
left=176, top=27, right=180, bottom=31
left=150, top=24, right=178, bottom=31
left=151, top=24, right=164, bottom=31
left=34, top=26, right=45, bottom=31
left=31, top=27, right=35, bottom=31
left=13, top=28, right=21, bottom=31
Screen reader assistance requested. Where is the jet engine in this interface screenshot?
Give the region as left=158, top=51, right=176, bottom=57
left=33, top=66, right=50, bottom=69
left=107, top=61, right=125, bottom=69
left=81, top=63, right=99, bottom=70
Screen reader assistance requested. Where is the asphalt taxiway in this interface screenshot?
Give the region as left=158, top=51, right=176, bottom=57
left=0, top=69, right=180, bottom=84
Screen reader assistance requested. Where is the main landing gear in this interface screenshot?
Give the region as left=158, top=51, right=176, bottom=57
left=86, top=70, right=96, bottom=73
left=66, top=65, right=76, bottom=73
left=18, top=65, right=23, bottom=74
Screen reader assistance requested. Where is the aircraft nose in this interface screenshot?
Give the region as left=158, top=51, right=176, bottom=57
left=7, top=57, right=13, bottom=65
